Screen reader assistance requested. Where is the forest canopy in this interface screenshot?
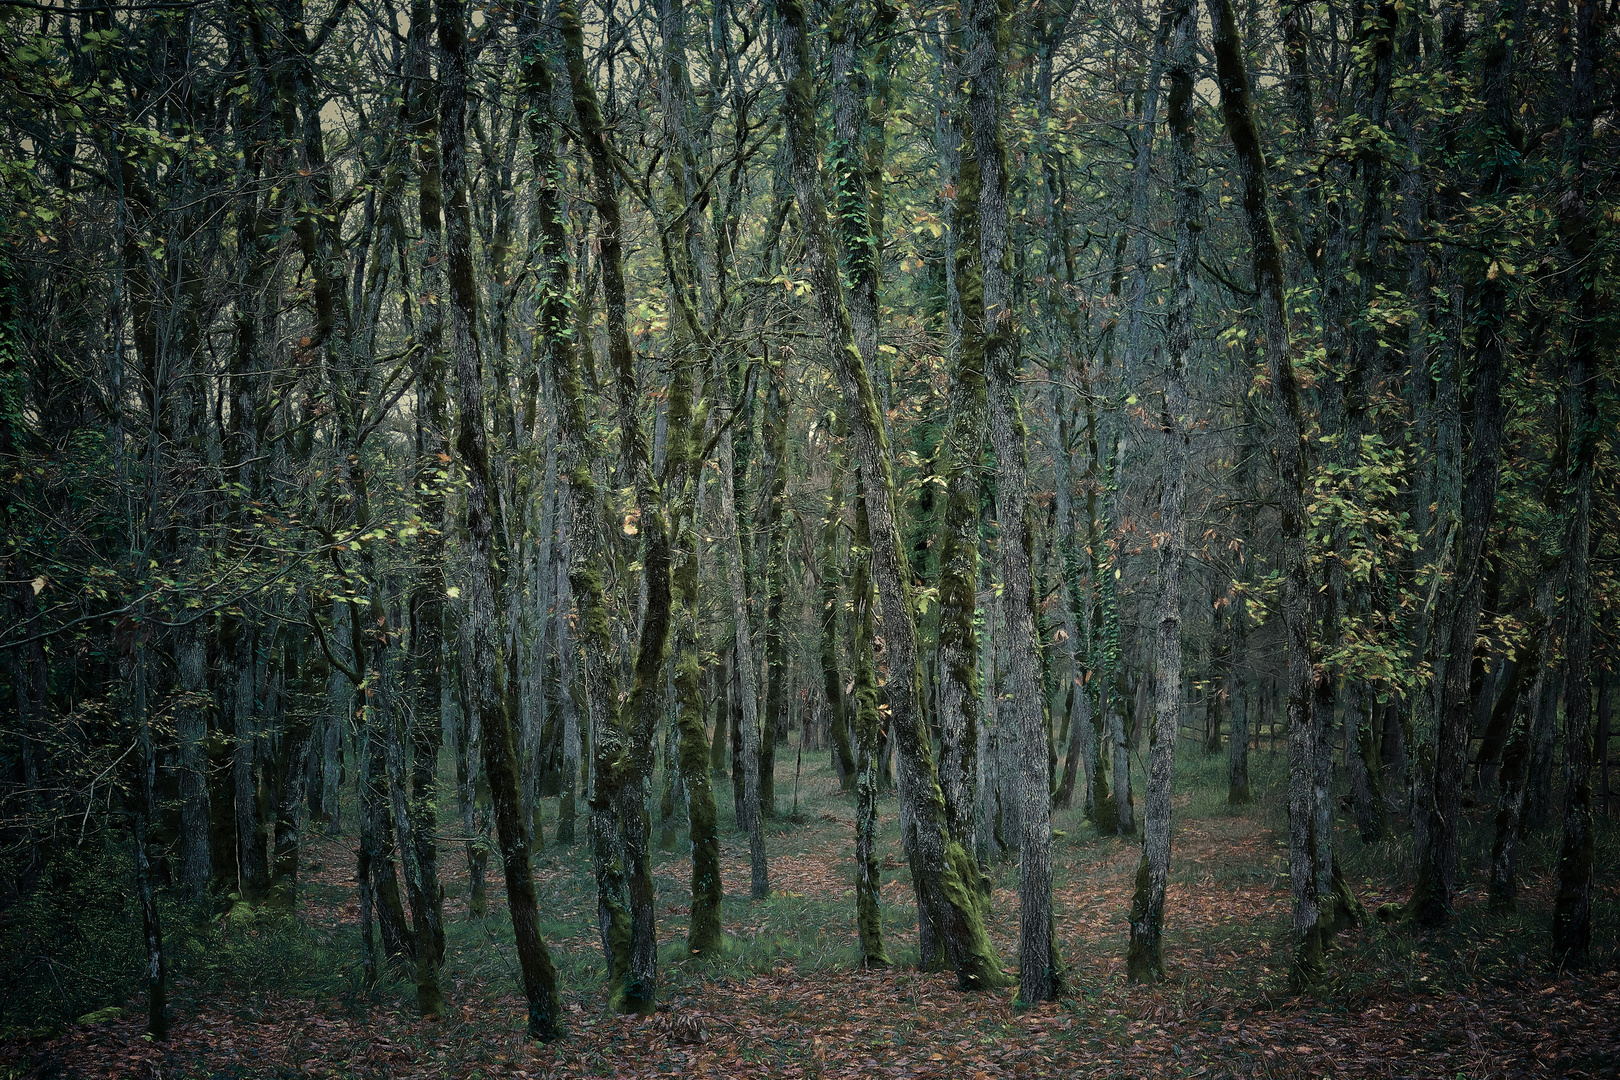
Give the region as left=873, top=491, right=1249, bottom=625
left=0, top=0, right=1615, bottom=1061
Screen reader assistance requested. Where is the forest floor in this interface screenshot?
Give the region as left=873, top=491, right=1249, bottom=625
left=4, top=748, right=1618, bottom=1079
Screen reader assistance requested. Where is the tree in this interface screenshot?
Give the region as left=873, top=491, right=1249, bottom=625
left=1126, top=0, right=1199, bottom=986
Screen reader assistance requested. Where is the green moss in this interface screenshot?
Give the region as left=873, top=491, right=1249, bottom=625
left=1288, top=925, right=1326, bottom=991
left=940, top=841, right=1014, bottom=990
left=1124, top=851, right=1163, bottom=983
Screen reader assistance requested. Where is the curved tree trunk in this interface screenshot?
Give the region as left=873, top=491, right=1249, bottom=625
left=779, top=0, right=1010, bottom=992
left=440, top=0, right=562, bottom=1037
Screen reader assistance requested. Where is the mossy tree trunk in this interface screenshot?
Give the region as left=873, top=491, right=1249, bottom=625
left=1207, top=0, right=1327, bottom=985
left=851, top=480, right=889, bottom=967
left=440, top=0, right=562, bottom=1037
left=965, top=0, right=1061, bottom=1004
left=828, top=0, right=902, bottom=961
left=653, top=0, right=724, bottom=958
left=931, top=10, right=989, bottom=850
left=778, top=0, right=1010, bottom=992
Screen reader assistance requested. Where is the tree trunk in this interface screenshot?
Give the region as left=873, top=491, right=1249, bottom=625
left=1107, top=694, right=1134, bottom=836
left=819, top=427, right=857, bottom=790
left=966, top=0, right=1060, bottom=1004
left=175, top=627, right=211, bottom=898
left=1127, top=0, right=1197, bottom=985
left=711, top=650, right=731, bottom=780
left=1207, top=0, right=1329, bottom=984
left=851, top=481, right=889, bottom=967
left=778, top=0, right=1010, bottom=993
left=932, top=60, right=988, bottom=847
left=718, top=418, right=769, bottom=901
left=441, top=0, right=562, bottom=1037
left=757, top=372, right=788, bottom=820
left=1227, top=556, right=1252, bottom=805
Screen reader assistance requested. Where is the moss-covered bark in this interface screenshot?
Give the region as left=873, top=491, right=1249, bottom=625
left=852, top=479, right=889, bottom=967
left=778, top=0, right=1010, bottom=992
left=445, top=0, right=562, bottom=1036
left=934, top=86, right=988, bottom=851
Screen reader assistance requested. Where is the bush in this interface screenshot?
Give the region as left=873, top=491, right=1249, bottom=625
left=0, top=839, right=143, bottom=1035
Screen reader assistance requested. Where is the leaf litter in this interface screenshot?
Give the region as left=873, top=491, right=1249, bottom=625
left=3, top=780, right=1614, bottom=1080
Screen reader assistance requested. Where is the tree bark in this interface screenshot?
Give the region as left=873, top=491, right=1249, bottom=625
left=819, top=425, right=857, bottom=789
left=966, top=0, right=1061, bottom=1004
left=851, top=480, right=889, bottom=967
left=440, top=0, right=562, bottom=1037
left=1207, top=0, right=1329, bottom=984
left=933, top=77, right=988, bottom=848
left=778, top=0, right=1010, bottom=992
left=718, top=416, right=769, bottom=901
left=1127, top=0, right=1198, bottom=986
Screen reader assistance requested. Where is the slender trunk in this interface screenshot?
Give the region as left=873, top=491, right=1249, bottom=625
left=852, top=480, right=889, bottom=967
left=1227, top=502, right=1253, bottom=805
left=1208, top=0, right=1329, bottom=984
left=1489, top=586, right=1551, bottom=912
left=934, top=81, right=988, bottom=846
left=125, top=643, right=167, bottom=1041
left=175, top=627, right=211, bottom=898
left=555, top=495, right=580, bottom=846
left=820, top=428, right=856, bottom=789
left=1108, top=693, right=1134, bottom=835
left=711, top=650, right=731, bottom=779
left=1126, top=0, right=1197, bottom=986
left=966, top=0, right=1059, bottom=1004
left=404, top=0, right=447, bottom=1010
left=718, top=420, right=769, bottom=900
left=440, top=0, right=562, bottom=1037
left=268, top=632, right=316, bottom=912
left=759, top=372, right=788, bottom=819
